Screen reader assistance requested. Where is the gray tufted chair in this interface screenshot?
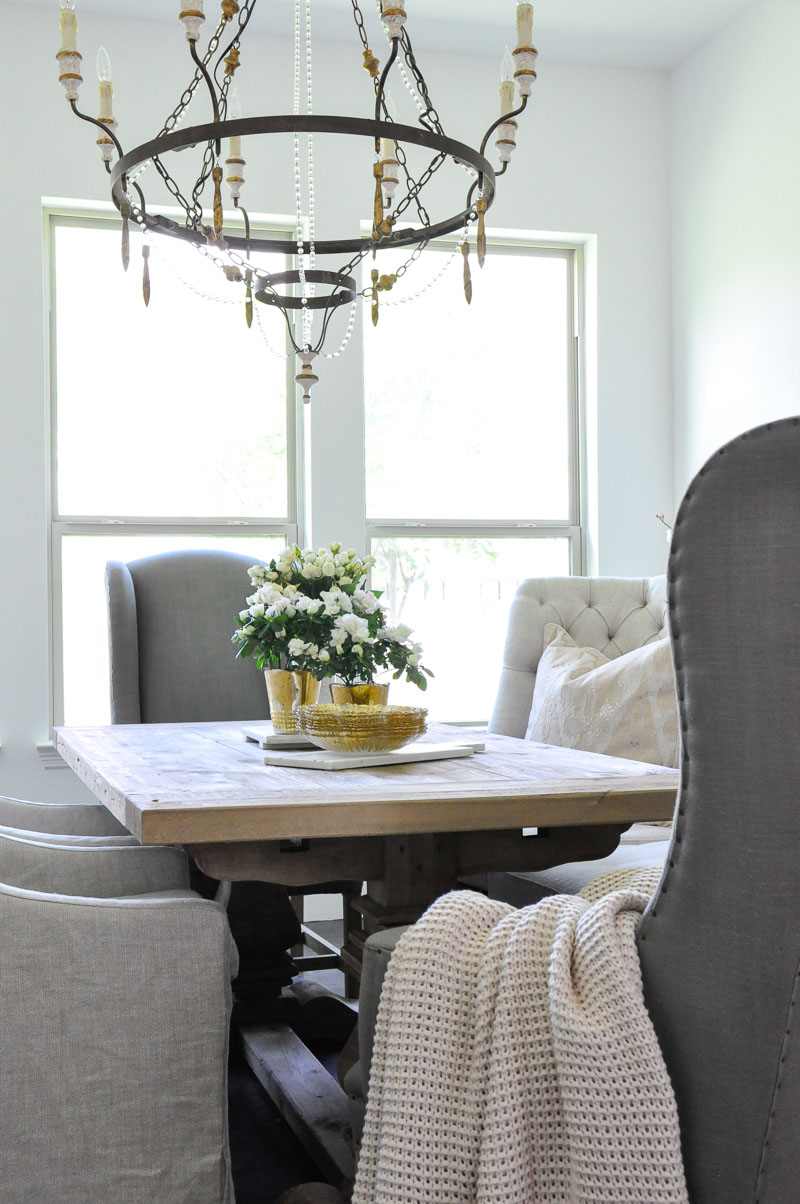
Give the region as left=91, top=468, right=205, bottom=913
left=488, top=574, right=669, bottom=738
left=485, top=575, right=674, bottom=905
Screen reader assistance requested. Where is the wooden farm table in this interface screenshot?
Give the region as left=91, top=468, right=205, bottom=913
left=55, top=718, right=678, bottom=1185
left=55, top=719, right=677, bottom=979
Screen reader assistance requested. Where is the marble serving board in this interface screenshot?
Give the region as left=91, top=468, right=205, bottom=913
left=262, top=742, right=478, bottom=772
left=242, top=723, right=317, bottom=750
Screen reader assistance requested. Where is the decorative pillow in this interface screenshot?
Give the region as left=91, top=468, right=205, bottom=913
left=525, top=624, right=680, bottom=769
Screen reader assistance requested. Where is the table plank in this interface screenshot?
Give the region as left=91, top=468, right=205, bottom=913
left=55, top=720, right=678, bottom=845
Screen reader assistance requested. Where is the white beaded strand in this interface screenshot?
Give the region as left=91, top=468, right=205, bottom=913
left=321, top=296, right=358, bottom=358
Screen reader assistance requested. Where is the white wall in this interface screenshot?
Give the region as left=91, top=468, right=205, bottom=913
left=0, top=2, right=672, bottom=798
left=671, top=0, right=800, bottom=497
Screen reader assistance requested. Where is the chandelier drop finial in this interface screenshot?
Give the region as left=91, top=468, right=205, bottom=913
left=56, top=0, right=537, bottom=402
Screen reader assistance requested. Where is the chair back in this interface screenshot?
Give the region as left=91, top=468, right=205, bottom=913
left=0, top=794, right=129, bottom=836
left=489, top=575, right=668, bottom=737
left=106, top=548, right=268, bottom=723
left=638, top=418, right=800, bottom=1202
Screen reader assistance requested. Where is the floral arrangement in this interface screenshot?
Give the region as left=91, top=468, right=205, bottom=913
left=232, top=543, right=431, bottom=690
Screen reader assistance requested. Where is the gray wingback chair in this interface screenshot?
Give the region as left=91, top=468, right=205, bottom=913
left=347, top=417, right=800, bottom=1201
left=0, top=831, right=235, bottom=1204
left=106, top=548, right=267, bottom=723
left=105, top=547, right=359, bottom=1001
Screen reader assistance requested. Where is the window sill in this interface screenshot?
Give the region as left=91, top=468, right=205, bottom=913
left=37, top=742, right=67, bottom=769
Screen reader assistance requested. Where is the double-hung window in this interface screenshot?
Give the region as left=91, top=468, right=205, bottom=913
left=49, top=211, right=583, bottom=727
left=49, top=210, right=299, bottom=724
left=363, top=237, right=583, bottom=721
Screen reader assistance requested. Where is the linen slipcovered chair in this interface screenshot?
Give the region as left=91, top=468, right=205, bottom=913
left=0, top=831, right=235, bottom=1204
left=106, top=548, right=359, bottom=1004
left=347, top=417, right=800, bottom=1201
left=0, top=792, right=132, bottom=838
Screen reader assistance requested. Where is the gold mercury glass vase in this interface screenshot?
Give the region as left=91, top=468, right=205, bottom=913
left=329, top=682, right=390, bottom=706
left=264, top=669, right=322, bottom=733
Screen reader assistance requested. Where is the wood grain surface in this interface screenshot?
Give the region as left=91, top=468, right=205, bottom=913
left=55, top=720, right=678, bottom=845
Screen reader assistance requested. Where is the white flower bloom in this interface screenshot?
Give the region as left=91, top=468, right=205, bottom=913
left=352, top=644, right=363, bottom=656
left=306, top=600, right=321, bottom=616
left=353, top=589, right=380, bottom=614
left=239, top=609, right=251, bottom=621
left=395, top=623, right=413, bottom=642
left=240, top=624, right=256, bottom=636
left=249, top=603, right=265, bottom=619
left=318, top=649, right=330, bottom=662
left=339, top=575, right=352, bottom=586
left=287, top=637, right=310, bottom=655
left=408, top=643, right=424, bottom=666
left=329, top=628, right=347, bottom=649
left=338, top=613, right=370, bottom=642
left=321, top=561, right=335, bottom=577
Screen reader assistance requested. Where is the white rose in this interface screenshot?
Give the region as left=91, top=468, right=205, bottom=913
left=321, top=561, right=335, bottom=576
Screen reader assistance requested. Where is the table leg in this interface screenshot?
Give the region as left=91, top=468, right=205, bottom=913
left=341, top=823, right=625, bottom=985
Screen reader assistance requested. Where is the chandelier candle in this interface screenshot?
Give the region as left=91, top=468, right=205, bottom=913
left=57, top=0, right=81, bottom=101
left=56, top=0, right=535, bottom=399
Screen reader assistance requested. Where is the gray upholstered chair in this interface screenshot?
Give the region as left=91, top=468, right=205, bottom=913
left=346, top=417, right=800, bottom=1200
left=106, top=548, right=358, bottom=999
left=0, top=835, right=235, bottom=1204
left=106, top=548, right=267, bottom=724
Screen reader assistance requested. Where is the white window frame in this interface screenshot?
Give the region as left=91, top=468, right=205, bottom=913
left=45, top=212, right=586, bottom=731
left=45, top=205, right=304, bottom=728
left=364, top=234, right=586, bottom=571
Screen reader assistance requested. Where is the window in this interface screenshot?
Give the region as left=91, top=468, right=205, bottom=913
left=49, top=212, right=583, bottom=727
left=49, top=212, right=298, bottom=724
left=364, top=239, right=582, bottom=721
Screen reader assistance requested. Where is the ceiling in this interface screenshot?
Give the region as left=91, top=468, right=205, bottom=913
left=37, top=0, right=756, bottom=69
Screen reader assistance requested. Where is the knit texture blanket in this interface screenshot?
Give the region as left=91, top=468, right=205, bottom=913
left=353, top=876, right=688, bottom=1204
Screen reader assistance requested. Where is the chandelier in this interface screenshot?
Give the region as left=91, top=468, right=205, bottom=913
left=57, top=0, right=536, bottom=402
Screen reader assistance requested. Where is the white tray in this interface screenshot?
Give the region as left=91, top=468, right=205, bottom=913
left=263, top=741, right=478, bottom=771
left=242, top=723, right=316, bottom=750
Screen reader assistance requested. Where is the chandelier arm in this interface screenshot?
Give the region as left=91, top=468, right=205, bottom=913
left=392, top=150, right=447, bottom=226
left=374, top=37, right=399, bottom=126
left=69, top=98, right=125, bottom=161
left=189, top=39, right=222, bottom=152
left=479, top=93, right=529, bottom=159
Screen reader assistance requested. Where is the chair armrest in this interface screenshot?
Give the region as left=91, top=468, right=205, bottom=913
left=0, top=883, right=233, bottom=1204
left=0, top=835, right=190, bottom=896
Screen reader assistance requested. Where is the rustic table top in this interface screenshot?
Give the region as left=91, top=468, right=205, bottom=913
left=55, top=720, right=678, bottom=845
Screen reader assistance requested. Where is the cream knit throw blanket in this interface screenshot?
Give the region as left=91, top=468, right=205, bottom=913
left=353, top=874, right=688, bottom=1204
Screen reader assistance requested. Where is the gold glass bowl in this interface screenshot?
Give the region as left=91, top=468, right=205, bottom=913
left=296, top=703, right=428, bottom=753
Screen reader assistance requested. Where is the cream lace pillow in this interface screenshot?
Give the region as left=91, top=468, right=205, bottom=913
left=525, top=623, right=680, bottom=768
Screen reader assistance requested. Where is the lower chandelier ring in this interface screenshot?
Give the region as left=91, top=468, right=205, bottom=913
left=255, top=269, right=357, bottom=311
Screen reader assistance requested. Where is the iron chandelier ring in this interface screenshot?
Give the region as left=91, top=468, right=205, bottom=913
left=255, top=269, right=357, bottom=310
left=109, top=115, right=496, bottom=257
